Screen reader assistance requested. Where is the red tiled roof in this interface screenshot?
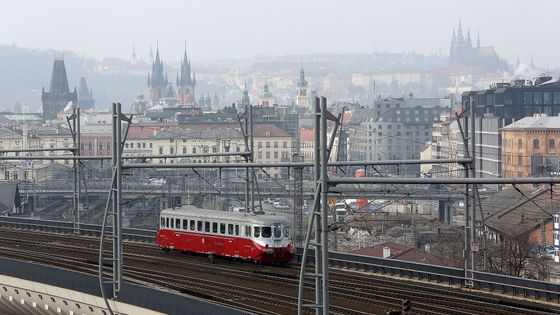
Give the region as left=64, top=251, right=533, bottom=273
left=350, top=241, right=457, bottom=267
left=253, top=124, right=290, bottom=138
left=300, top=126, right=314, bottom=141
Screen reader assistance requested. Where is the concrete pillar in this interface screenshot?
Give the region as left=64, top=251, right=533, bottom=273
left=438, top=200, right=451, bottom=224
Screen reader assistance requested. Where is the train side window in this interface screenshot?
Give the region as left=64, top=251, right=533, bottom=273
left=183, top=219, right=188, bottom=230
left=235, top=225, right=239, bottom=236
left=212, top=222, right=218, bottom=233
left=198, top=220, right=203, bottom=232
left=204, top=221, right=210, bottom=232
left=170, top=218, right=175, bottom=229
left=254, top=226, right=261, bottom=238
left=190, top=220, right=196, bottom=230
left=245, top=225, right=251, bottom=237
left=227, top=224, right=233, bottom=235
left=160, top=217, right=164, bottom=227
left=220, top=223, right=226, bottom=234
left=176, top=218, right=181, bottom=229
left=262, top=226, right=272, bottom=238
left=166, top=217, right=169, bottom=228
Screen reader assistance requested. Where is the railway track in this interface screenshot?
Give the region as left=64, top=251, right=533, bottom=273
left=0, top=227, right=558, bottom=315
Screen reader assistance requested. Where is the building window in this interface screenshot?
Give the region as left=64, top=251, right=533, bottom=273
left=266, top=152, right=270, bottom=159
left=518, top=139, right=523, bottom=149
left=274, top=141, right=278, bottom=148
left=518, top=156, right=523, bottom=165
left=523, top=92, right=532, bottom=105
left=533, top=139, right=539, bottom=149
left=266, top=142, right=270, bottom=148
left=183, top=147, right=187, bottom=154
left=258, top=142, right=262, bottom=149
left=159, top=147, right=163, bottom=155
left=554, top=92, right=560, bottom=105
left=170, top=147, right=174, bottom=154
left=283, top=141, right=288, bottom=148
left=192, top=147, right=196, bottom=154
left=550, top=139, right=555, bottom=149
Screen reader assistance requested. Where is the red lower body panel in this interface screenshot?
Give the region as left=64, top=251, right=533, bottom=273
left=156, top=229, right=294, bottom=264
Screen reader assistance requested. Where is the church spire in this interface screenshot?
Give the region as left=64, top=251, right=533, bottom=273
left=452, top=27, right=456, bottom=43
left=467, top=28, right=472, bottom=47
left=476, top=30, right=481, bottom=48
left=457, top=21, right=463, bottom=40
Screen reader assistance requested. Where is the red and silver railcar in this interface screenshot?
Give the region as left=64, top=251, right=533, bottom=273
left=156, top=205, right=295, bottom=264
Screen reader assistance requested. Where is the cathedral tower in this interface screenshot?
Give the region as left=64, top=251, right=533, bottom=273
left=176, top=45, right=196, bottom=104
left=148, top=45, right=168, bottom=105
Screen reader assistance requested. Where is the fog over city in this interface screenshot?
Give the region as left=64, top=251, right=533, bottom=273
left=2, top=2, right=560, bottom=315
left=0, top=0, right=558, bottom=66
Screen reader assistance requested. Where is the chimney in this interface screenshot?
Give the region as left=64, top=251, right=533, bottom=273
left=383, top=246, right=391, bottom=258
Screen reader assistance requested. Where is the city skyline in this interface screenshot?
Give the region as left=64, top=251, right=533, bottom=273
left=0, top=0, right=558, bottom=67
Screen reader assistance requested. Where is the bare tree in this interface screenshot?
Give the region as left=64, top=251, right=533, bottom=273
left=487, top=234, right=550, bottom=279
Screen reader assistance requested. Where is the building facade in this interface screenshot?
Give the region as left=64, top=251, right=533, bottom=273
left=348, top=97, right=451, bottom=171
left=462, top=77, right=560, bottom=125
left=502, top=114, right=560, bottom=178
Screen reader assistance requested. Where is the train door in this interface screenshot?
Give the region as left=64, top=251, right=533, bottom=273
left=273, top=224, right=283, bottom=248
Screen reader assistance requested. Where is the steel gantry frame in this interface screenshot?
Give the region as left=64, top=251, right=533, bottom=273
left=13, top=95, right=560, bottom=315
left=66, top=108, right=82, bottom=233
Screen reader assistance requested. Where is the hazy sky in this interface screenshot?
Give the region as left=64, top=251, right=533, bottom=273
left=2, top=0, right=559, bottom=67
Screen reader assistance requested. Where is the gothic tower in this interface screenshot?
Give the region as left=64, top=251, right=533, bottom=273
left=176, top=45, right=196, bottom=104
left=41, top=58, right=77, bottom=120
left=295, top=67, right=309, bottom=109
left=77, top=77, right=95, bottom=109
left=148, top=45, right=168, bottom=105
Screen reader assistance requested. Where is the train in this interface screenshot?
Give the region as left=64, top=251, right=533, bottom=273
left=156, top=205, right=295, bottom=264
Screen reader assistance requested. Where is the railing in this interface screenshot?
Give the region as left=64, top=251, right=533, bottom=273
left=296, top=248, right=560, bottom=302
left=18, top=179, right=468, bottom=199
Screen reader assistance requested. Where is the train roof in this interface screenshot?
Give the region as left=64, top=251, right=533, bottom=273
left=160, top=205, right=291, bottom=225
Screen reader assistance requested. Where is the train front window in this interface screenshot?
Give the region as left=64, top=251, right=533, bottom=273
left=190, top=220, right=196, bottom=230
left=273, top=224, right=282, bottom=238
left=176, top=219, right=180, bottom=229
left=261, top=226, right=272, bottom=238
left=283, top=226, right=290, bottom=237
left=245, top=225, right=251, bottom=237
left=160, top=218, right=164, bottom=227
left=254, top=227, right=260, bottom=238
left=220, top=223, right=226, bottom=234
left=170, top=218, right=174, bottom=229
left=183, top=219, right=188, bottom=230
left=235, top=225, right=240, bottom=236
left=204, top=221, right=210, bottom=232
left=166, top=217, right=169, bottom=228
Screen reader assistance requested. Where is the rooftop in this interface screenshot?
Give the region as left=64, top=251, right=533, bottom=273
left=483, top=186, right=559, bottom=237
left=502, top=114, right=560, bottom=130
left=350, top=241, right=457, bottom=267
